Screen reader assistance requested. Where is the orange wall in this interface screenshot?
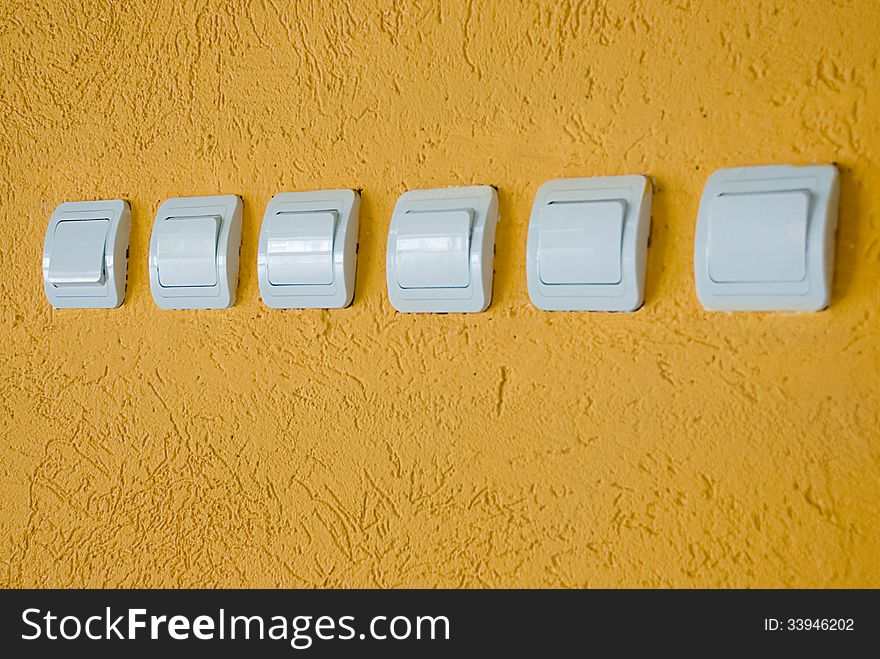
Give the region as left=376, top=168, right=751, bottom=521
left=1, top=0, right=878, bottom=587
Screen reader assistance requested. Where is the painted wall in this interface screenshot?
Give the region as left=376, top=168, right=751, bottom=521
left=1, top=0, right=878, bottom=588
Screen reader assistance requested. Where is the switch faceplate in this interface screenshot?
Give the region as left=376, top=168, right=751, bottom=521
left=395, top=209, right=473, bottom=289
left=156, top=215, right=220, bottom=287
left=257, top=190, right=359, bottom=309
left=694, top=165, right=839, bottom=312
left=708, top=191, right=809, bottom=284
left=43, top=200, right=131, bottom=309
left=526, top=176, right=652, bottom=312
left=149, top=195, right=242, bottom=310
left=537, top=200, right=625, bottom=285
left=386, top=186, right=498, bottom=313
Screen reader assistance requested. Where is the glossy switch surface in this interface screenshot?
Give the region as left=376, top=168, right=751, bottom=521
left=527, top=176, right=651, bottom=311
left=386, top=186, right=498, bottom=313
left=43, top=200, right=130, bottom=309
left=149, top=195, right=242, bottom=310
left=395, top=209, right=473, bottom=289
left=694, top=165, right=839, bottom=312
left=537, top=200, right=625, bottom=285
left=155, top=215, right=220, bottom=287
left=258, top=190, right=359, bottom=309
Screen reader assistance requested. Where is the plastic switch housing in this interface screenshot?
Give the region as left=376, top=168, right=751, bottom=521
left=386, top=186, right=498, bottom=313
left=149, top=195, right=242, bottom=310
left=42, top=199, right=131, bottom=309
left=694, top=164, right=839, bottom=312
left=257, top=190, right=359, bottom=309
left=526, top=176, right=652, bottom=311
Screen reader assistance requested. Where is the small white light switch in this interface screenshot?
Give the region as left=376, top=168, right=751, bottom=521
left=257, top=190, right=359, bottom=309
left=537, top=200, right=624, bottom=285
left=708, top=191, right=809, bottom=284
left=266, top=211, right=335, bottom=286
left=48, top=219, right=110, bottom=284
left=386, top=186, right=498, bottom=313
left=43, top=200, right=130, bottom=308
left=395, top=210, right=473, bottom=289
left=695, top=165, right=839, bottom=311
left=156, top=216, right=220, bottom=287
left=149, top=195, right=242, bottom=310
left=527, top=176, right=651, bottom=311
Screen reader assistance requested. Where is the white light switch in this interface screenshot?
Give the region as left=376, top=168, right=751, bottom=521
left=537, top=201, right=624, bottom=285
left=43, top=200, right=130, bottom=308
left=48, top=219, right=110, bottom=284
left=266, top=211, right=336, bottom=286
left=695, top=165, right=839, bottom=312
left=396, top=210, right=473, bottom=289
left=708, top=191, right=808, bottom=283
left=527, top=176, right=651, bottom=312
left=156, top=216, right=220, bottom=287
left=257, top=190, right=359, bottom=309
left=149, top=195, right=242, bottom=310
left=386, top=186, right=498, bottom=313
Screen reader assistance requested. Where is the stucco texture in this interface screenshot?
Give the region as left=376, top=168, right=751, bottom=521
left=1, top=0, right=879, bottom=588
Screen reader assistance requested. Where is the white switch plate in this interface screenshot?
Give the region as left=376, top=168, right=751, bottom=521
left=149, top=195, right=242, bottom=310
left=257, top=189, right=360, bottom=309
left=43, top=199, right=131, bottom=309
left=694, top=164, right=839, bottom=312
left=526, top=176, right=652, bottom=311
left=386, top=186, right=498, bottom=313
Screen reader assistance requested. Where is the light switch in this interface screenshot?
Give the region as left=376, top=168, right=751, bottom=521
left=149, top=195, right=242, bottom=310
left=156, top=216, right=220, bottom=287
left=708, top=191, right=808, bottom=283
left=695, top=165, right=838, bottom=312
left=266, top=211, right=336, bottom=286
left=526, top=176, right=651, bottom=312
left=395, top=210, right=473, bottom=289
left=537, top=201, right=624, bottom=285
left=257, top=190, right=359, bottom=309
left=48, top=219, right=110, bottom=284
left=43, top=200, right=130, bottom=308
left=386, top=186, right=498, bottom=313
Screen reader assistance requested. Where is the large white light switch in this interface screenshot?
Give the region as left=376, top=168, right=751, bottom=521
left=149, top=195, right=242, bottom=310
left=695, top=165, right=839, bottom=311
left=386, top=186, right=498, bottom=313
left=527, top=176, right=651, bottom=311
left=258, top=190, right=359, bottom=308
left=43, top=200, right=130, bottom=308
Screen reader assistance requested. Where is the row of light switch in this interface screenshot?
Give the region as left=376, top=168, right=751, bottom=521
left=42, top=164, right=839, bottom=313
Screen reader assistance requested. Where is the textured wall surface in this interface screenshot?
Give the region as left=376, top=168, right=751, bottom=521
left=1, top=0, right=879, bottom=588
